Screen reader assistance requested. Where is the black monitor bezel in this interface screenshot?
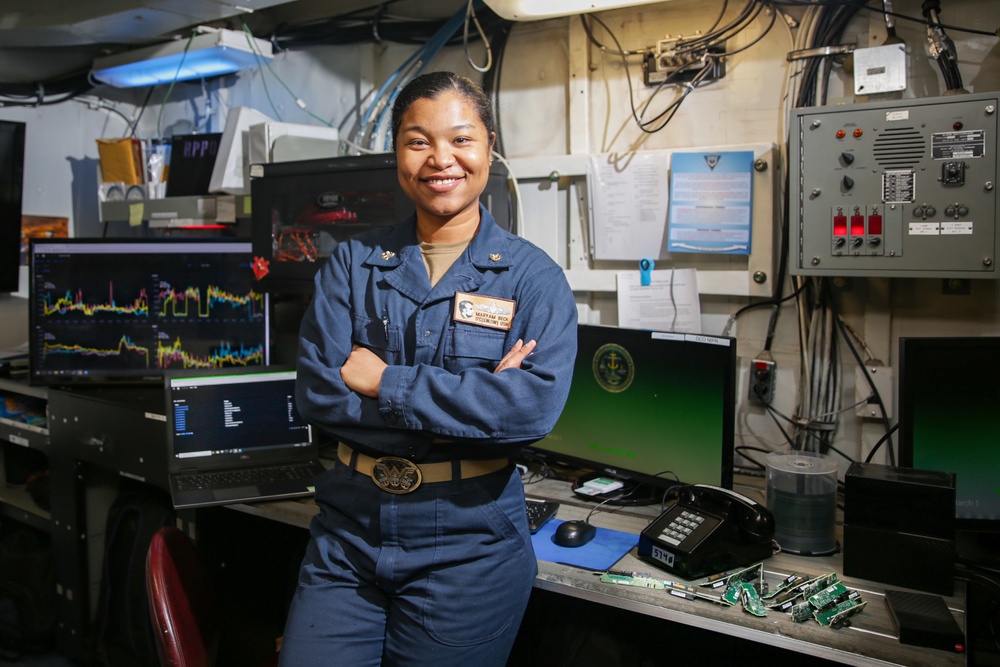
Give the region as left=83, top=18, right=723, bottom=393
left=0, top=120, right=25, bottom=293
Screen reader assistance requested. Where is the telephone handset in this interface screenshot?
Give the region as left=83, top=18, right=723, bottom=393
left=637, top=484, right=776, bottom=580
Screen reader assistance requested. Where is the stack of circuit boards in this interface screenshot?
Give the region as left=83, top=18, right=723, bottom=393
left=599, top=563, right=867, bottom=628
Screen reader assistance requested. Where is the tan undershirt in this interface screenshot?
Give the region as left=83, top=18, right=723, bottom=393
left=420, top=238, right=472, bottom=287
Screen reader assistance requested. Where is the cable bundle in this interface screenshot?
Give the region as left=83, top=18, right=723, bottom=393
left=351, top=1, right=488, bottom=153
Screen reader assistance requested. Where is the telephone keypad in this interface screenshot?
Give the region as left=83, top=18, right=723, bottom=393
left=659, top=510, right=707, bottom=546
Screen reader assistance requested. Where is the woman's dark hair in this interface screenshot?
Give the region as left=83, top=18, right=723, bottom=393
left=391, top=71, right=496, bottom=148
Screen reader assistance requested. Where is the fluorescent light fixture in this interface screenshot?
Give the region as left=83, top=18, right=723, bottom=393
left=91, top=27, right=272, bottom=88
left=483, top=0, right=669, bottom=21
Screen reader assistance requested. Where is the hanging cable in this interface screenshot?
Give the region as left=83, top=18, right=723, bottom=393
left=363, top=3, right=477, bottom=152
left=155, top=31, right=196, bottom=138
left=464, top=0, right=493, bottom=73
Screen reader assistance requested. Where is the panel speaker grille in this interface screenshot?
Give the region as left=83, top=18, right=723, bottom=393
left=872, top=127, right=926, bottom=168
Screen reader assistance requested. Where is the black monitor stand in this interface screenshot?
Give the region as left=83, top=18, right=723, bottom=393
left=956, top=529, right=1000, bottom=569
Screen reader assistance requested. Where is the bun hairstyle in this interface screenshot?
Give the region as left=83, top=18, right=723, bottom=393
left=390, top=71, right=496, bottom=149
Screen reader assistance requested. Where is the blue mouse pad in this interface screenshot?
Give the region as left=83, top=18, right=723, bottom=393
left=531, top=519, right=639, bottom=571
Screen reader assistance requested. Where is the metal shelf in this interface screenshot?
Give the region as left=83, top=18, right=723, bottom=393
left=99, top=194, right=251, bottom=228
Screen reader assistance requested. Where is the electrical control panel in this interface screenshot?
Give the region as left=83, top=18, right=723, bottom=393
left=790, top=92, right=999, bottom=278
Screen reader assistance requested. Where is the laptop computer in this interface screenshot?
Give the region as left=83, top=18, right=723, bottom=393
left=164, top=366, right=325, bottom=509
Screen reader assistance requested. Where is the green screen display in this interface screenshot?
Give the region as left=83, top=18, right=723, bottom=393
left=531, top=326, right=735, bottom=489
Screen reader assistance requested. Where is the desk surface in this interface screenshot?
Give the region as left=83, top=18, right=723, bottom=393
left=228, top=474, right=966, bottom=667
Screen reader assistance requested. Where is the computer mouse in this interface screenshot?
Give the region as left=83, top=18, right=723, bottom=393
left=552, top=520, right=597, bottom=548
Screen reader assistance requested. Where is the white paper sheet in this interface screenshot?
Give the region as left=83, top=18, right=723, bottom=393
left=588, top=152, right=671, bottom=260
left=616, top=268, right=701, bottom=333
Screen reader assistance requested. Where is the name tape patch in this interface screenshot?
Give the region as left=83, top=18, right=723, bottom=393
left=453, top=292, right=516, bottom=331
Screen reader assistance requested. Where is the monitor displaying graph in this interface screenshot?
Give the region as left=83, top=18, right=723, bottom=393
left=28, top=239, right=269, bottom=385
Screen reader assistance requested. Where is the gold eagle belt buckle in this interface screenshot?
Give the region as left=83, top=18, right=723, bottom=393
left=371, top=456, right=422, bottom=494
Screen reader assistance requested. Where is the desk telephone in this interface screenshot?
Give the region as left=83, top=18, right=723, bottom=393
left=637, top=484, right=776, bottom=580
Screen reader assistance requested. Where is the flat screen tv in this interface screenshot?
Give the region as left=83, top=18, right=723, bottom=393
left=28, top=238, right=269, bottom=385
left=0, top=120, right=25, bottom=292
left=527, top=325, right=736, bottom=504
left=898, top=336, right=1000, bottom=561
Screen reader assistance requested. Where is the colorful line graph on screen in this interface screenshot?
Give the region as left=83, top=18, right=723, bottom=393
left=157, top=284, right=265, bottom=319
left=157, top=337, right=266, bottom=368
left=40, top=334, right=265, bottom=370
left=42, top=284, right=149, bottom=317
left=42, top=335, right=150, bottom=366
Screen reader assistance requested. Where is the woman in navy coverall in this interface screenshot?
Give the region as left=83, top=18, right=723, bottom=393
left=278, top=71, right=578, bottom=666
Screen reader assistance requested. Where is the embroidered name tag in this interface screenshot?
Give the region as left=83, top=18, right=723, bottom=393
left=453, top=292, right=516, bottom=331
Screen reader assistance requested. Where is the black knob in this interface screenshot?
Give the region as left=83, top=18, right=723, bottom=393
left=835, top=237, right=846, bottom=248
left=842, top=175, right=855, bottom=190
left=841, top=152, right=855, bottom=165
left=958, top=205, right=969, bottom=216
left=852, top=237, right=864, bottom=247
left=924, top=206, right=936, bottom=217
left=869, top=237, right=881, bottom=246
left=945, top=205, right=956, bottom=217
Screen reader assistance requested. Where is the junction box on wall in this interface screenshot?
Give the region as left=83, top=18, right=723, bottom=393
left=789, top=92, right=999, bottom=278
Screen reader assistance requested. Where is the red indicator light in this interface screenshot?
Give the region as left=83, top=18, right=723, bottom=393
left=836, top=129, right=846, bottom=139
left=853, top=128, right=864, bottom=138
left=850, top=214, right=865, bottom=235
left=833, top=214, right=848, bottom=236
left=953, top=122, right=963, bottom=131
left=868, top=213, right=883, bottom=235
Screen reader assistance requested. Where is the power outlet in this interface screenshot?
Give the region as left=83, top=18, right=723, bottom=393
left=855, top=365, right=893, bottom=419
left=748, top=358, right=776, bottom=404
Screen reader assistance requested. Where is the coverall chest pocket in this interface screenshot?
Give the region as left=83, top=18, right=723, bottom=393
left=444, top=327, right=506, bottom=374
left=352, top=314, right=402, bottom=365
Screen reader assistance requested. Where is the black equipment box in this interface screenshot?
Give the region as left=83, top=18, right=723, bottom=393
left=843, top=462, right=955, bottom=595
left=885, top=589, right=965, bottom=653
left=47, top=386, right=168, bottom=490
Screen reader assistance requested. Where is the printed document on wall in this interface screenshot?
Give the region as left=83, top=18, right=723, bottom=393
left=667, top=151, right=754, bottom=255
left=588, top=152, right=670, bottom=260
left=617, top=268, right=701, bottom=333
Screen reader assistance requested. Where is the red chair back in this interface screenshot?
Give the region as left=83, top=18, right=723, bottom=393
left=145, top=525, right=219, bottom=667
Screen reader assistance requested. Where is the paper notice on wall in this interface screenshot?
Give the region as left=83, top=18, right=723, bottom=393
left=667, top=151, right=754, bottom=255
left=617, top=268, right=701, bottom=333
left=588, top=152, right=671, bottom=261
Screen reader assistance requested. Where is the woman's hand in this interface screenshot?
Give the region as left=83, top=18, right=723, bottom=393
left=494, top=339, right=536, bottom=373
left=341, top=345, right=388, bottom=398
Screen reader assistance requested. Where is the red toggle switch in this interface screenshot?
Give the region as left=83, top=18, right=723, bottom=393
left=850, top=214, right=865, bottom=236
left=868, top=213, right=883, bottom=235
left=833, top=213, right=848, bottom=236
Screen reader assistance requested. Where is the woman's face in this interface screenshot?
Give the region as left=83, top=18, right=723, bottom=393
left=395, top=91, right=494, bottom=226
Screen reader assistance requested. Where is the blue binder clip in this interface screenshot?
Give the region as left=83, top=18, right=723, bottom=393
left=639, top=258, right=655, bottom=286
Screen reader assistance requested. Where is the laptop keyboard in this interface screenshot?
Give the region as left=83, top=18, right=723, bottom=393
left=176, top=461, right=324, bottom=491
left=526, top=499, right=559, bottom=534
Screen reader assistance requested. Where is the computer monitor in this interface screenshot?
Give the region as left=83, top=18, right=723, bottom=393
left=250, top=153, right=513, bottom=293
left=28, top=238, right=269, bottom=386
left=527, top=325, right=736, bottom=504
left=898, top=336, right=1000, bottom=557
left=0, top=120, right=25, bottom=292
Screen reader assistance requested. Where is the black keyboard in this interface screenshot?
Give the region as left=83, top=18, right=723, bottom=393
left=176, top=462, right=324, bottom=491
left=526, top=498, right=559, bottom=534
